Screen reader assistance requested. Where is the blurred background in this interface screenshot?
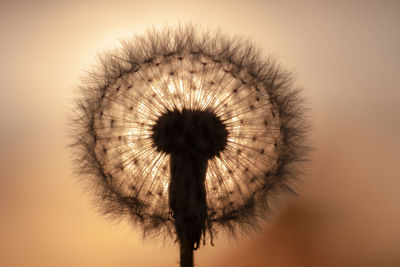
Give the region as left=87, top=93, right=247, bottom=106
left=1, top=0, right=399, bottom=266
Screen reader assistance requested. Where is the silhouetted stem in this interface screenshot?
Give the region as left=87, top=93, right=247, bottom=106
left=180, top=237, right=194, bottom=267
left=169, top=154, right=208, bottom=267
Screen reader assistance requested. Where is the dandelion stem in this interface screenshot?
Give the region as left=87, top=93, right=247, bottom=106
left=169, top=155, right=208, bottom=246
left=169, top=155, right=208, bottom=267
left=180, top=236, right=194, bottom=267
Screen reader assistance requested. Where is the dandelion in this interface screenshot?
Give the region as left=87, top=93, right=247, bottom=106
left=71, top=25, right=309, bottom=267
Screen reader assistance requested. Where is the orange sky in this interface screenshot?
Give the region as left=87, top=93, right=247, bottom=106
left=1, top=1, right=399, bottom=266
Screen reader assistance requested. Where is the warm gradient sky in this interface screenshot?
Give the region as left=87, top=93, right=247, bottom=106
left=1, top=1, right=399, bottom=266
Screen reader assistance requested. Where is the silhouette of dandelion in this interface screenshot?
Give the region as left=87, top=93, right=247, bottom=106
left=71, top=25, right=309, bottom=267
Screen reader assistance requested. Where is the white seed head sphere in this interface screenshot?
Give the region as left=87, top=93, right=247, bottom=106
left=72, top=25, right=309, bottom=249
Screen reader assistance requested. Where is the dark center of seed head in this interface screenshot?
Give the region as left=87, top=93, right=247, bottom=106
left=151, top=108, right=228, bottom=159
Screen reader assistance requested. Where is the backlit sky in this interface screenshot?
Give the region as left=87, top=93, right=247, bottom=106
left=1, top=1, right=399, bottom=266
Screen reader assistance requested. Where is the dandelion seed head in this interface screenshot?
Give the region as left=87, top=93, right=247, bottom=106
left=71, top=25, right=309, bottom=244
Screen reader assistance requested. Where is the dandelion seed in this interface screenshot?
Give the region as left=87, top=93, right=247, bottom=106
left=70, top=25, right=309, bottom=267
